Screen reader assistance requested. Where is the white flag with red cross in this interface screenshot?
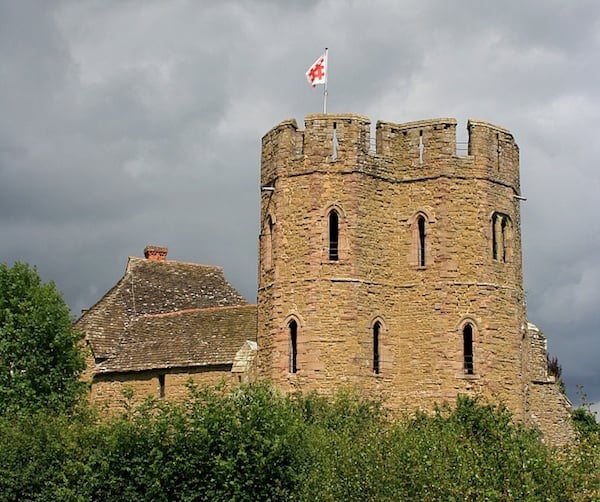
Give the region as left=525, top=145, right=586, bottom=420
left=306, top=50, right=328, bottom=87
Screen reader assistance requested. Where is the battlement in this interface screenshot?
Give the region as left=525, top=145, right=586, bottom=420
left=376, top=117, right=457, bottom=160
left=261, top=114, right=520, bottom=189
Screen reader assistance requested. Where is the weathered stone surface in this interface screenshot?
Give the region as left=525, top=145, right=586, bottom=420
left=257, top=114, right=573, bottom=445
left=90, top=367, right=236, bottom=414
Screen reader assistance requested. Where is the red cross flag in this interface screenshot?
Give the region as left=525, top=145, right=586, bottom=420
left=306, top=50, right=328, bottom=87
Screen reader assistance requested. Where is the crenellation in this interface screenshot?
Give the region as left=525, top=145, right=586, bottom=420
left=260, top=118, right=300, bottom=187
left=263, top=116, right=523, bottom=191
left=303, top=114, right=371, bottom=171
left=467, top=119, right=520, bottom=188
left=375, top=118, right=458, bottom=167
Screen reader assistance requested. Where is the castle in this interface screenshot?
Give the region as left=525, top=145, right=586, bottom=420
left=78, top=114, right=573, bottom=445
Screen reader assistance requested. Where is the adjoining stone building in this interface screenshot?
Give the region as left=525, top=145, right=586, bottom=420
left=77, top=245, right=257, bottom=412
left=78, top=115, right=573, bottom=444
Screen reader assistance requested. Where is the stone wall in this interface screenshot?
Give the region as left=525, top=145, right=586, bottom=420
left=525, top=323, right=574, bottom=445
left=90, top=366, right=235, bottom=414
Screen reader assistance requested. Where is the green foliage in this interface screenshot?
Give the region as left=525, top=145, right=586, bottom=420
left=297, top=395, right=565, bottom=501
left=388, top=397, right=563, bottom=501
left=571, top=386, right=599, bottom=437
left=81, top=382, right=308, bottom=501
left=572, top=407, right=599, bottom=436
left=0, top=262, right=86, bottom=414
left=564, top=403, right=600, bottom=500
left=0, top=408, right=96, bottom=501
left=0, top=385, right=598, bottom=501
left=290, top=388, right=389, bottom=501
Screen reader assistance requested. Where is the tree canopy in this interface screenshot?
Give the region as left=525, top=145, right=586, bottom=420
left=0, top=262, right=85, bottom=414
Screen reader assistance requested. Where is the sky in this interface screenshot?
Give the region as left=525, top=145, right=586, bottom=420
left=1, top=0, right=598, bottom=413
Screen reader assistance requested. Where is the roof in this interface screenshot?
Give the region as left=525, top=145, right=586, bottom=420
left=96, top=304, right=257, bottom=374
left=76, top=256, right=248, bottom=360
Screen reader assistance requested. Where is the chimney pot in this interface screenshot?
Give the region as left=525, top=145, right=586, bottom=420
left=144, top=245, right=168, bottom=261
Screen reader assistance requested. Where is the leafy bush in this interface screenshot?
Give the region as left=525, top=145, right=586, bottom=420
left=0, top=385, right=598, bottom=501
left=572, top=407, right=599, bottom=436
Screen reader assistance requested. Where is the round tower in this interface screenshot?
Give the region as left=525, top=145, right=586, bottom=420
left=257, top=114, right=526, bottom=416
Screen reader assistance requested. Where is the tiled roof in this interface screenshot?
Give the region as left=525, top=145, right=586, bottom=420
left=96, top=304, right=257, bottom=373
left=76, top=256, right=248, bottom=360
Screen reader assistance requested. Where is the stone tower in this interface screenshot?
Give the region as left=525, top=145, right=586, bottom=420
left=257, top=113, right=535, bottom=421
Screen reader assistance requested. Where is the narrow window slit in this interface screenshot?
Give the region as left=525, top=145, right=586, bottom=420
left=373, top=321, right=381, bottom=374
left=497, top=132, right=502, bottom=170
left=501, top=217, right=508, bottom=262
left=264, top=216, right=274, bottom=270
left=329, top=210, right=339, bottom=261
left=419, top=129, right=424, bottom=164
left=289, top=320, right=298, bottom=373
left=332, top=122, right=338, bottom=160
left=492, top=213, right=499, bottom=260
left=463, top=324, right=474, bottom=375
left=417, top=215, right=426, bottom=267
left=492, top=212, right=510, bottom=263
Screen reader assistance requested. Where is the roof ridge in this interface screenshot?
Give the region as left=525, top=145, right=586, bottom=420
left=127, top=256, right=225, bottom=270
left=138, top=303, right=257, bottom=319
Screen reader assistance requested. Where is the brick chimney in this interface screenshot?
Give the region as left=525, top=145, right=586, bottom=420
left=144, top=245, right=168, bottom=261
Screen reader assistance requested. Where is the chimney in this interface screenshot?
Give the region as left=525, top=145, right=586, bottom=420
left=144, top=245, right=168, bottom=261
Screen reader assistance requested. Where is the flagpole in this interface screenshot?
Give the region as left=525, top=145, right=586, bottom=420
left=323, top=48, right=328, bottom=114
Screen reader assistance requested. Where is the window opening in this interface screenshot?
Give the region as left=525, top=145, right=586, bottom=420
left=329, top=210, right=339, bottom=261
left=419, top=129, right=424, bottom=164
left=492, top=212, right=510, bottom=263
left=332, top=122, right=338, bottom=160
left=463, top=324, right=474, bottom=375
left=496, top=132, right=502, bottom=170
left=492, top=213, right=499, bottom=260
left=158, top=374, right=165, bottom=399
left=417, top=215, right=426, bottom=267
left=265, top=216, right=274, bottom=269
left=289, top=320, right=298, bottom=374
left=373, top=321, right=381, bottom=374
left=501, top=217, right=508, bottom=262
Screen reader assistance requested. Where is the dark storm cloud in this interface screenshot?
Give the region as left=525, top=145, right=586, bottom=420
left=1, top=0, right=598, bottom=409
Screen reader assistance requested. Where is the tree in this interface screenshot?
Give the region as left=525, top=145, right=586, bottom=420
left=0, top=262, right=85, bottom=414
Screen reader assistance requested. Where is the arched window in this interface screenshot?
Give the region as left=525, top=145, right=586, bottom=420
left=289, top=320, right=298, bottom=374
left=264, top=215, right=274, bottom=270
left=410, top=211, right=432, bottom=268
left=329, top=210, right=339, bottom=261
left=501, top=217, right=508, bottom=262
left=492, top=212, right=512, bottom=263
left=463, top=323, right=474, bottom=375
left=417, top=215, right=426, bottom=267
left=373, top=321, right=381, bottom=374
left=492, top=213, right=499, bottom=260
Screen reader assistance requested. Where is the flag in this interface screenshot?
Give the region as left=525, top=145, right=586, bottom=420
left=306, top=51, right=327, bottom=87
